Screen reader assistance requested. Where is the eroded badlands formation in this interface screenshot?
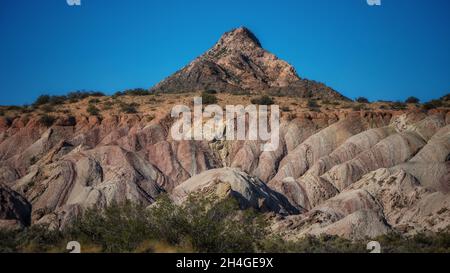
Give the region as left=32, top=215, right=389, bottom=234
left=0, top=107, right=448, bottom=239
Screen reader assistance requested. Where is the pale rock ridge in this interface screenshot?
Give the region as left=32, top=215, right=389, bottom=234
left=172, top=168, right=299, bottom=215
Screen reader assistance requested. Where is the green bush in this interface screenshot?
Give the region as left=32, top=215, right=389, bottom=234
left=423, top=100, right=443, bottom=110
left=5, top=105, right=22, bottom=111
left=391, top=101, right=407, bottom=110
left=102, top=101, right=114, bottom=110
left=114, top=88, right=149, bottom=97
left=2, top=197, right=450, bottom=253
left=48, top=96, right=66, bottom=105
left=374, top=232, right=450, bottom=253
left=201, top=92, right=218, bottom=105
left=65, top=195, right=267, bottom=253
left=251, top=95, right=274, bottom=106
left=120, top=103, right=138, bottom=114
left=405, top=96, right=420, bottom=104
left=69, top=202, right=152, bottom=252
left=39, top=115, right=56, bottom=127
left=261, top=235, right=366, bottom=253
left=204, top=89, right=218, bottom=94
left=67, top=91, right=104, bottom=101
left=307, top=99, right=319, bottom=109
left=34, top=92, right=105, bottom=106
left=352, top=104, right=363, bottom=111
left=144, top=194, right=266, bottom=253
left=355, top=97, right=370, bottom=103
left=182, top=195, right=266, bottom=253
left=0, top=229, right=18, bottom=253
left=34, top=95, right=51, bottom=106
left=40, top=104, right=55, bottom=113
left=281, top=106, right=291, bottom=112
left=87, top=105, right=100, bottom=116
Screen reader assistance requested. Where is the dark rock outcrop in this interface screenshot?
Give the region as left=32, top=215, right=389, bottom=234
left=0, top=184, right=31, bottom=229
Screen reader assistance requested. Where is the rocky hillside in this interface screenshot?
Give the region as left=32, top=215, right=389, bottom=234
left=150, top=27, right=346, bottom=100
left=0, top=91, right=448, bottom=241
left=0, top=27, right=449, bottom=242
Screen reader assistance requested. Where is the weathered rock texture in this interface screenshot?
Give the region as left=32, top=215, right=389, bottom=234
left=0, top=184, right=31, bottom=229
left=172, top=167, right=298, bottom=215
left=151, top=27, right=347, bottom=100
left=0, top=107, right=448, bottom=237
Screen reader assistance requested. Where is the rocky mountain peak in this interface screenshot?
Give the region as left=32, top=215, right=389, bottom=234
left=214, top=27, right=262, bottom=50
left=151, top=27, right=347, bottom=100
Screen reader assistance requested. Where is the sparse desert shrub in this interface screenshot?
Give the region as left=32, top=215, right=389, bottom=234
left=229, top=90, right=251, bottom=96
left=48, top=96, right=66, bottom=106
left=40, top=104, right=55, bottom=113
left=146, top=195, right=190, bottom=246
left=69, top=201, right=152, bottom=252
left=352, top=104, right=363, bottom=111
left=286, top=113, right=297, bottom=121
left=391, top=101, right=407, bottom=110
left=87, top=105, right=100, bottom=116
left=39, top=114, right=55, bottom=127
left=261, top=235, right=366, bottom=253
left=21, top=105, right=34, bottom=114
left=405, top=96, right=420, bottom=104
left=65, top=194, right=266, bottom=253
left=0, top=110, right=4, bottom=116
left=5, top=105, right=22, bottom=111
left=19, top=225, right=64, bottom=252
left=120, top=103, right=138, bottom=114
left=34, top=95, right=51, bottom=106
left=102, top=101, right=113, bottom=110
left=281, top=106, right=291, bottom=112
left=2, top=199, right=450, bottom=253
left=355, top=97, right=370, bottom=103
left=204, top=89, right=218, bottom=94
left=152, top=194, right=266, bottom=253
left=322, top=99, right=340, bottom=106
left=423, top=100, right=443, bottom=110
left=307, top=99, right=319, bottom=109
left=186, top=199, right=264, bottom=253
left=89, top=98, right=101, bottom=104
left=0, top=229, right=18, bottom=253
left=374, top=231, right=450, bottom=253
left=116, top=88, right=149, bottom=96
left=113, top=91, right=123, bottom=97
left=148, top=97, right=163, bottom=104
left=145, top=114, right=155, bottom=122
left=29, top=156, right=38, bottom=165
left=251, top=95, right=274, bottom=106
left=201, top=91, right=218, bottom=105
left=67, top=91, right=104, bottom=100
left=34, top=91, right=105, bottom=106
left=3, top=117, right=14, bottom=126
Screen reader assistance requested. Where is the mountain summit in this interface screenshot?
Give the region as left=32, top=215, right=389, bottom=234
left=150, top=27, right=346, bottom=100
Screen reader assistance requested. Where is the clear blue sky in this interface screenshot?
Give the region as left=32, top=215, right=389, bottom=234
left=0, top=0, right=449, bottom=105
